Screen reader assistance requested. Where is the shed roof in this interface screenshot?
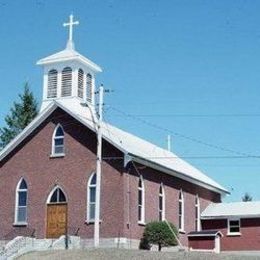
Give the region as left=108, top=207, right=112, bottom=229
left=201, top=201, right=260, bottom=219
left=188, top=230, right=223, bottom=237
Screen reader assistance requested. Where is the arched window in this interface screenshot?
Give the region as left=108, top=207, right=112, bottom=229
left=138, top=176, right=145, bottom=223
left=78, top=68, right=84, bottom=98
left=47, top=69, right=58, bottom=98
left=15, top=178, right=28, bottom=224
left=195, top=195, right=201, bottom=231
left=86, top=73, right=92, bottom=102
left=178, top=189, right=184, bottom=231
left=61, top=67, right=72, bottom=97
left=87, top=173, right=96, bottom=222
left=48, top=186, right=67, bottom=203
left=52, top=124, right=65, bottom=155
left=159, top=183, right=165, bottom=221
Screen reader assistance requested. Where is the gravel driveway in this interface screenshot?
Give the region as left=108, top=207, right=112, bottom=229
left=17, top=249, right=260, bottom=260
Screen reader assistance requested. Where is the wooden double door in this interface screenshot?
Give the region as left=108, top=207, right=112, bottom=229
left=46, top=203, right=67, bottom=238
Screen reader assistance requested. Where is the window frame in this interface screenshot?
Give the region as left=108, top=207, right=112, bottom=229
left=138, top=175, right=145, bottom=225
left=227, top=219, right=241, bottom=236
left=195, top=194, right=201, bottom=231
left=14, top=178, right=28, bottom=226
left=51, top=124, right=65, bottom=157
left=159, top=183, right=165, bottom=221
left=87, top=172, right=97, bottom=223
left=178, top=189, right=185, bottom=232
left=47, top=186, right=67, bottom=204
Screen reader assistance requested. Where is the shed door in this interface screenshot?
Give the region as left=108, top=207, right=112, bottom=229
left=46, top=204, right=67, bottom=238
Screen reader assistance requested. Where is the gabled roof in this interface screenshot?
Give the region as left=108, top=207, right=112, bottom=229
left=0, top=98, right=228, bottom=195
left=201, top=201, right=260, bottom=219
left=37, top=47, right=102, bottom=73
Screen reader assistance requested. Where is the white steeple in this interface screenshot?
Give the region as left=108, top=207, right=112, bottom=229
left=37, top=15, right=102, bottom=112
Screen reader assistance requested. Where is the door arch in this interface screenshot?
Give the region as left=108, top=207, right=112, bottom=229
left=46, top=186, right=68, bottom=238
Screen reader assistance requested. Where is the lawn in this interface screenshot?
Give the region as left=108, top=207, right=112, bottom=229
left=18, top=248, right=260, bottom=260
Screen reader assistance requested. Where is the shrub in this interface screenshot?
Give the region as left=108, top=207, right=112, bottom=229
left=139, top=236, right=151, bottom=250
left=141, top=221, right=178, bottom=251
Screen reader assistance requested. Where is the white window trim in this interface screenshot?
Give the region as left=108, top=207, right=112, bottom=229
left=51, top=124, right=65, bottom=157
left=14, top=178, right=28, bottom=226
left=138, top=175, right=145, bottom=225
left=227, top=218, right=241, bottom=236
left=46, top=185, right=67, bottom=204
left=159, top=183, right=165, bottom=221
left=86, top=172, right=97, bottom=223
left=195, top=194, right=201, bottom=231
left=179, top=189, right=185, bottom=232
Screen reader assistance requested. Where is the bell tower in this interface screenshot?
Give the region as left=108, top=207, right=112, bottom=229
left=37, top=15, right=102, bottom=111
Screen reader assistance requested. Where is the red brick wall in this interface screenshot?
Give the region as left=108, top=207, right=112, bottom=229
left=0, top=107, right=221, bottom=247
left=0, top=108, right=125, bottom=239
left=202, top=218, right=260, bottom=250
left=188, top=236, right=215, bottom=250
left=122, top=163, right=221, bottom=246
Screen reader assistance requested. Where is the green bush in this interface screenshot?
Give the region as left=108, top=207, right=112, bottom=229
left=141, top=221, right=178, bottom=251
left=139, top=236, right=151, bottom=250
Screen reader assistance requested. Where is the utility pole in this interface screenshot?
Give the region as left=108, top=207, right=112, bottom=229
left=94, top=85, right=104, bottom=247
left=167, top=134, right=171, bottom=152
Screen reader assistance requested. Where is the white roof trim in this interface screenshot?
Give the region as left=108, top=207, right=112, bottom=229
left=37, top=48, right=102, bottom=73
left=187, top=231, right=223, bottom=237
left=129, top=155, right=228, bottom=195
left=0, top=104, right=57, bottom=161
left=201, top=214, right=260, bottom=220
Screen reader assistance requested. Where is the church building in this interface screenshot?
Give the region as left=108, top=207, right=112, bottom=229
left=0, top=15, right=230, bottom=249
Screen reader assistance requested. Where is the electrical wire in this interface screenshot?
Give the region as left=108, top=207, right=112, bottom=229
left=108, top=106, right=256, bottom=158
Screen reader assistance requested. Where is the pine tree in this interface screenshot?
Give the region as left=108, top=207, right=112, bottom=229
left=242, top=192, right=253, bottom=202
left=0, top=83, right=38, bottom=149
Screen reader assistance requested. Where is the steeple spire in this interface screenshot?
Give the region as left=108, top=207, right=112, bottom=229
left=63, top=14, right=79, bottom=50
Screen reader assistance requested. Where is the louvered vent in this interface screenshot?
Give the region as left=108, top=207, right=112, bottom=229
left=78, top=68, right=84, bottom=98
left=61, top=67, right=72, bottom=97
left=47, top=69, right=58, bottom=98
left=86, top=73, right=92, bottom=102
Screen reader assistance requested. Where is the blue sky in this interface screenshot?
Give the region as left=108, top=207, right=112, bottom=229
left=0, top=0, right=260, bottom=202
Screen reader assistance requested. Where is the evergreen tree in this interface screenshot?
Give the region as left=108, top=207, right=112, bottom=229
left=242, top=192, right=253, bottom=202
left=0, top=83, right=38, bottom=149
left=140, top=221, right=178, bottom=251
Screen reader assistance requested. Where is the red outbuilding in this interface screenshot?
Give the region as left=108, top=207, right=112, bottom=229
left=201, top=201, right=260, bottom=251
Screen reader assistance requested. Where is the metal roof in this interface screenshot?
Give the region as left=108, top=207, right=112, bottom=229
left=0, top=98, right=228, bottom=195
left=201, top=201, right=260, bottom=219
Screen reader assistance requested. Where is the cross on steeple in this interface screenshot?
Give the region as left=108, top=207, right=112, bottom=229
left=63, top=14, right=79, bottom=49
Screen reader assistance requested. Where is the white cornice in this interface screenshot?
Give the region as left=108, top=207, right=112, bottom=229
left=37, top=48, right=102, bottom=73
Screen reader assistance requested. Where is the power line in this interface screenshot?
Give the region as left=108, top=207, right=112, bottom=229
left=109, top=113, right=260, bottom=118
left=108, top=106, right=256, bottom=158
left=46, top=115, right=260, bottom=161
